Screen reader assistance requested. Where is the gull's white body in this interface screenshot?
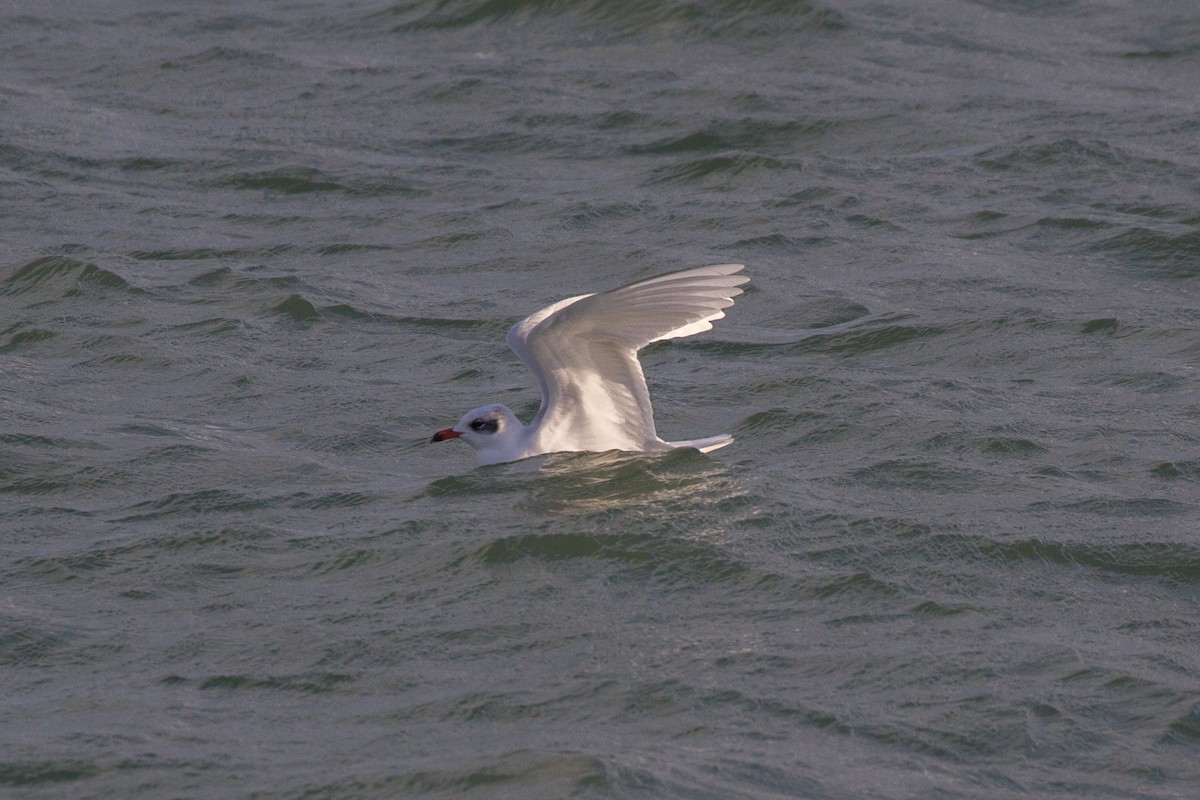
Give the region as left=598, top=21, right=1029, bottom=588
left=432, top=263, right=749, bottom=465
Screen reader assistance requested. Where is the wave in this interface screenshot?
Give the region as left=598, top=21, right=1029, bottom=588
left=215, top=166, right=428, bottom=198
left=625, top=119, right=832, bottom=157
left=975, top=137, right=1177, bottom=174
left=1, top=256, right=142, bottom=299
left=645, top=152, right=798, bottom=186
left=371, top=0, right=847, bottom=37
left=1092, top=226, right=1200, bottom=279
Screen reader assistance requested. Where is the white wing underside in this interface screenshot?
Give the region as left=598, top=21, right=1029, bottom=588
left=506, top=263, right=748, bottom=456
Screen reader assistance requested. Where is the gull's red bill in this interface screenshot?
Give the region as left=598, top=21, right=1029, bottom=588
left=430, top=428, right=461, bottom=442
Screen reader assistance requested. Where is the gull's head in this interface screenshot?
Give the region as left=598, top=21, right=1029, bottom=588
left=430, top=404, right=523, bottom=463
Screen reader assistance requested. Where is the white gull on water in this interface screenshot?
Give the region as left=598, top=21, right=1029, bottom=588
left=431, top=263, right=750, bottom=465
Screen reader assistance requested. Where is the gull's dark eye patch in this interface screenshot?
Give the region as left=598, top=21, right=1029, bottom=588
left=470, top=418, right=499, bottom=434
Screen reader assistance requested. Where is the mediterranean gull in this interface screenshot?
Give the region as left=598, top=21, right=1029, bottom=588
left=431, top=263, right=749, bottom=465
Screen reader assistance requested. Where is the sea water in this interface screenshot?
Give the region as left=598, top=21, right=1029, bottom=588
left=2, top=2, right=1198, bottom=798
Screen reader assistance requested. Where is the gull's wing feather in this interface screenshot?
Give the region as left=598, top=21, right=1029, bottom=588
left=507, top=264, right=747, bottom=452
left=506, top=292, right=592, bottom=427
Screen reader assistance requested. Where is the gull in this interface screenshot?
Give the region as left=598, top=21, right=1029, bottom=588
left=431, top=263, right=749, bottom=465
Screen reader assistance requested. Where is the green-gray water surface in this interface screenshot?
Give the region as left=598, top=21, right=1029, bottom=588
left=2, top=1, right=1198, bottom=798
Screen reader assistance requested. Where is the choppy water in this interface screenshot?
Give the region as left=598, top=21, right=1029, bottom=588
left=3, top=1, right=1199, bottom=798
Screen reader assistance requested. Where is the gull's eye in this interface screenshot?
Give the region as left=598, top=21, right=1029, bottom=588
left=469, top=418, right=499, bottom=434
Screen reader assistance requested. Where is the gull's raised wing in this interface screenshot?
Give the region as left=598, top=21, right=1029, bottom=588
left=506, top=263, right=748, bottom=453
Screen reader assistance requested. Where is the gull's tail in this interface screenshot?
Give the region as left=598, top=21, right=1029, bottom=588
left=669, top=434, right=734, bottom=454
